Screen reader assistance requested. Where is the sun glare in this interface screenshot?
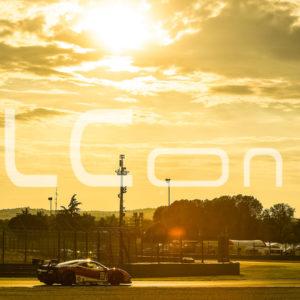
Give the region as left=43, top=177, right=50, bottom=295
left=78, top=2, right=150, bottom=52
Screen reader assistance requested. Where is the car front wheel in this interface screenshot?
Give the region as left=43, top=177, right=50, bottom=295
left=62, top=271, right=75, bottom=286
left=109, top=273, right=121, bottom=286
left=44, top=280, right=54, bottom=286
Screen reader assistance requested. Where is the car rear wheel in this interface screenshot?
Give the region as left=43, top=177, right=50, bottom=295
left=62, top=271, right=75, bottom=286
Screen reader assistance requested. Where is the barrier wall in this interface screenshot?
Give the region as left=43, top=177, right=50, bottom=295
left=122, top=262, right=240, bottom=277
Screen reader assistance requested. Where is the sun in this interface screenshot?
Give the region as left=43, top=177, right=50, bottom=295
left=78, top=2, right=150, bottom=53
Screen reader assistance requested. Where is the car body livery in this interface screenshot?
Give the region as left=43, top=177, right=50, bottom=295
left=36, top=259, right=131, bottom=286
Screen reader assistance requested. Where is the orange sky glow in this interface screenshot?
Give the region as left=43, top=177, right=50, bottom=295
left=1, top=0, right=300, bottom=216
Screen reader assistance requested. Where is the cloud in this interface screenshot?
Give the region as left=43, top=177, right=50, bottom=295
left=114, top=96, right=138, bottom=103
left=0, top=19, right=14, bottom=38
left=259, top=83, right=300, bottom=100
left=15, top=107, right=67, bottom=121
left=0, top=42, right=104, bottom=76
left=0, top=100, right=69, bottom=126
left=17, top=15, right=46, bottom=34
left=0, top=88, right=79, bottom=95
left=211, top=85, right=254, bottom=95
left=0, top=15, right=46, bottom=41
left=133, top=0, right=300, bottom=80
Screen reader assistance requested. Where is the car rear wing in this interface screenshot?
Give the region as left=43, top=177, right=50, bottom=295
left=32, top=258, right=44, bottom=266
left=32, top=258, right=59, bottom=267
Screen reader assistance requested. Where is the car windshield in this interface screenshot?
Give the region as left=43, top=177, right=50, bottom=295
left=79, top=261, right=106, bottom=270
left=57, top=260, right=80, bottom=267
left=57, top=260, right=107, bottom=269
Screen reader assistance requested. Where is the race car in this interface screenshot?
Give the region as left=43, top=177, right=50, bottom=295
left=36, top=259, right=132, bottom=286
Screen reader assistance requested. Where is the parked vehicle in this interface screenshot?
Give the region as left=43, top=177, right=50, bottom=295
left=36, top=259, right=131, bottom=286
left=229, top=240, right=269, bottom=255
left=168, top=240, right=218, bottom=255
left=283, top=244, right=300, bottom=256
left=267, top=243, right=283, bottom=255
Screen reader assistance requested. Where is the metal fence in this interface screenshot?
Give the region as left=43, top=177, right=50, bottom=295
left=0, top=228, right=234, bottom=265
left=1, top=229, right=298, bottom=265
left=0, top=228, right=137, bottom=265
left=137, top=239, right=222, bottom=263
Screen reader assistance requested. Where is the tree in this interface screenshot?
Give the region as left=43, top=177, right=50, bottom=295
left=8, top=208, right=48, bottom=230
left=98, top=214, right=118, bottom=227
left=145, top=222, right=168, bottom=244
left=76, top=213, right=96, bottom=231
left=152, top=195, right=265, bottom=240
left=263, top=203, right=295, bottom=243
left=234, top=195, right=263, bottom=239
left=55, top=194, right=97, bottom=231
left=60, top=194, right=82, bottom=216
left=55, top=194, right=82, bottom=230
left=292, top=219, right=300, bottom=244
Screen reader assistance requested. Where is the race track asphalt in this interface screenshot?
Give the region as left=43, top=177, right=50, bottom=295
left=0, top=279, right=300, bottom=300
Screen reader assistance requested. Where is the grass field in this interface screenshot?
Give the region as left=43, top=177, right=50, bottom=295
left=132, top=260, right=300, bottom=281
left=241, top=261, right=300, bottom=280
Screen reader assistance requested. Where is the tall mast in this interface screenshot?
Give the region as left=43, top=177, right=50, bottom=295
left=115, top=154, right=129, bottom=265
left=55, top=186, right=58, bottom=214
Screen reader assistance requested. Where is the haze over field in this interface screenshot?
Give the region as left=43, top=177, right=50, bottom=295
left=1, top=0, right=300, bottom=215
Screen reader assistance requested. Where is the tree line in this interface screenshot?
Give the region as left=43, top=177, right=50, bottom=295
left=2, top=194, right=120, bottom=231
left=1, top=193, right=299, bottom=244
left=152, top=194, right=300, bottom=244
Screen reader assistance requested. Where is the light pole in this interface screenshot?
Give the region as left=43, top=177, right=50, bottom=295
left=115, top=154, right=129, bottom=265
left=48, top=197, right=53, bottom=215
left=165, top=178, right=171, bottom=206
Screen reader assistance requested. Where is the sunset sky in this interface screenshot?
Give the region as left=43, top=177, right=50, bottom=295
left=1, top=0, right=300, bottom=215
